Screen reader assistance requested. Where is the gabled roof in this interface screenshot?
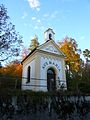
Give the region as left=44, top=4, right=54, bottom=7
left=21, top=40, right=65, bottom=64
left=37, top=40, right=65, bottom=56
left=44, top=28, right=55, bottom=34
left=21, top=48, right=36, bottom=64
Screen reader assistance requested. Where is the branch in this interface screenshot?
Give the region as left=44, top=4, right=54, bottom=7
left=0, top=54, right=12, bottom=61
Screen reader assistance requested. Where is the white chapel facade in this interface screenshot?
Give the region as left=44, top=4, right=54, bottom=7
left=21, top=28, right=67, bottom=91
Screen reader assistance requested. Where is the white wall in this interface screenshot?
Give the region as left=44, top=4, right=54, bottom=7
left=44, top=30, right=55, bottom=41
left=39, top=56, right=63, bottom=91
left=22, top=59, right=36, bottom=90
left=22, top=54, right=67, bottom=91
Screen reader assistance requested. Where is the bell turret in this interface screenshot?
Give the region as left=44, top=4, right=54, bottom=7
left=44, top=28, right=55, bottom=42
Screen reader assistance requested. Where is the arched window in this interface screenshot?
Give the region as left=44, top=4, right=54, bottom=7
left=49, top=33, right=52, bottom=40
left=27, top=66, right=31, bottom=83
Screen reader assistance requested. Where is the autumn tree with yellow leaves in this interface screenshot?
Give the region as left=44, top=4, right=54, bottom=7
left=59, top=36, right=81, bottom=72
left=0, top=60, right=22, bottom=89
left=58, top=36, right=82, bottom=91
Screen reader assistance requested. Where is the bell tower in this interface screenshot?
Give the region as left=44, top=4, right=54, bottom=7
left=44, top=28, right=55, bottom=42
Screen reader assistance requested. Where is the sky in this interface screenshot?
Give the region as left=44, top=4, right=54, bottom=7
left=1, top=0, right=90, bottom=53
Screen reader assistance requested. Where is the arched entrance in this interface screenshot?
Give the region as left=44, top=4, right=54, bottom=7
left=47, top=68, right=56, bottom=91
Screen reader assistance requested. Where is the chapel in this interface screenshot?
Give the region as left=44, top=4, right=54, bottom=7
left=21, top=28, right=67, bottom=91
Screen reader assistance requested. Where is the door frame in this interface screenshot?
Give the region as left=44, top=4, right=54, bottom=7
left=47, top=67, right=56, bottom=91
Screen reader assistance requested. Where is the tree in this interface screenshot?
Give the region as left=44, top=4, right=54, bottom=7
left=21, top=46, right=29, bottom=60
left=83, top=49, right=90, bottom=64
left=0, top=60, right=22, bottom=89
left=29, top=35, right=39, bottom=52
left=0, top=4, right=23, bottom=62
left=78, top=64, right=90, bottom=93
left=58, top=36, right=81, bottom=91
left=59, top=36, right=81, bottom=72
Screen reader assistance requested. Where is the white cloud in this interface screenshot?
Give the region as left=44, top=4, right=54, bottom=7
left=51, top=11, right=58, bottom=18
left=22, top=12, right=28, bottom=19
left=37, top=19, right=41, bottom=23
left=30, top=36, right=34, bottom=39
left=31, top=17, right=36, bottom=20
left=43, top=11, right=58, bottom=20
left=36, top=7, right=40, bottom=11
left=28, top=0, right=40, bottom=10
left=43, top=14, right=49, bottom=18
left=34, top=25, right=39, bottom=29
left=34, top=25, right=45, bottom=31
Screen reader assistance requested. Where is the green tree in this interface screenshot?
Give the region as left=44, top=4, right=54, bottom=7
left=79, top=64, right=90, bottom=93
left=0, top=4, right=23, bottom=62
left=83, top=49, right=90, bottom=64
